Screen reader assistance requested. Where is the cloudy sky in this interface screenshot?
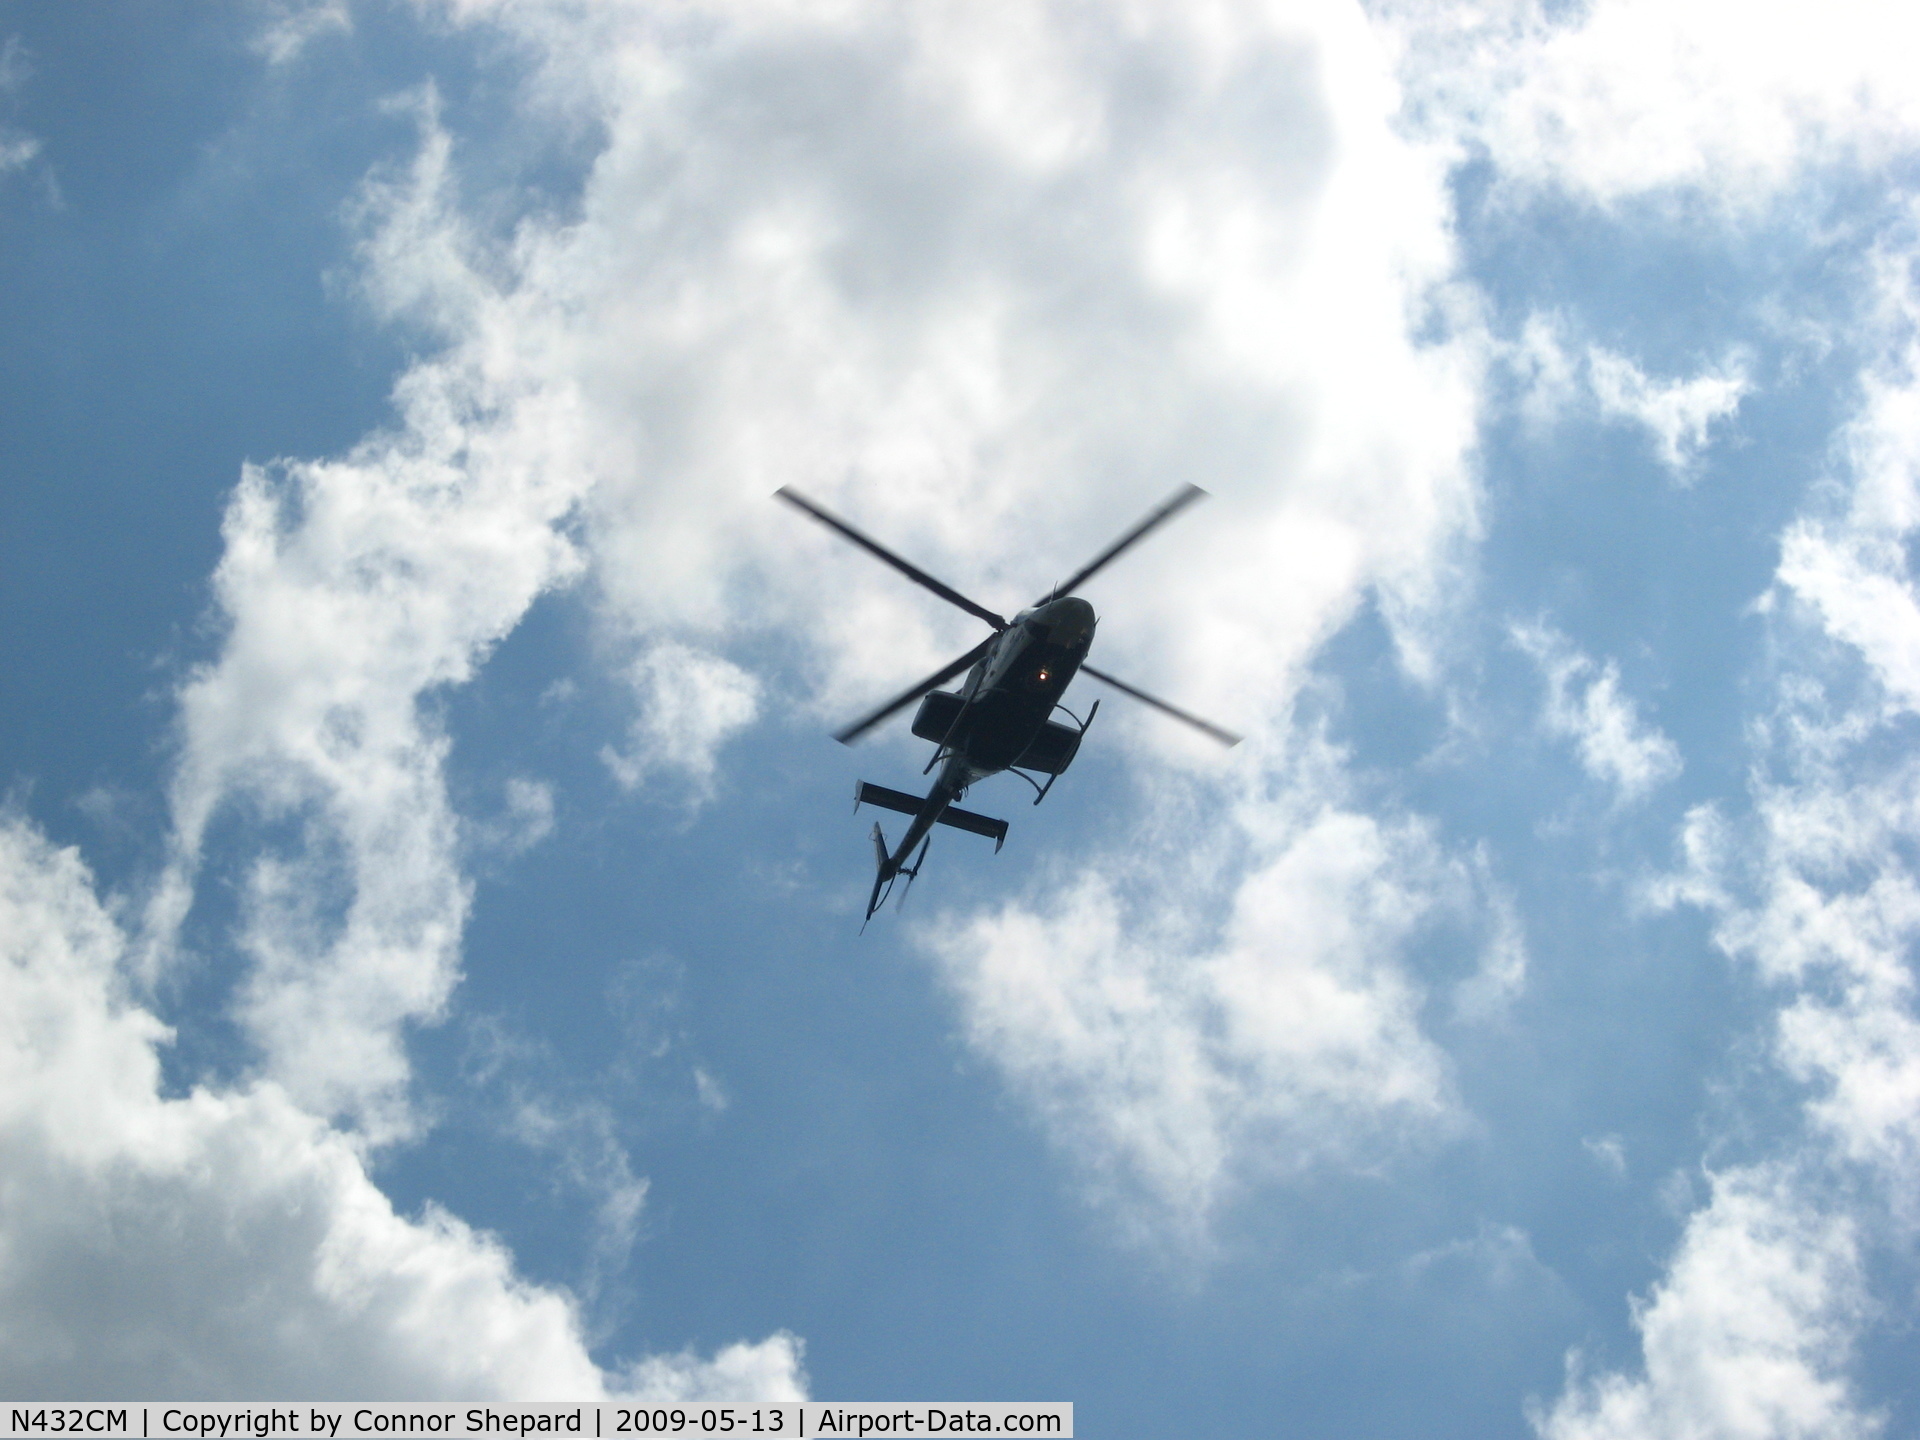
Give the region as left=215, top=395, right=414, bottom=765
left=5, top=0, right=1920, bottom=1431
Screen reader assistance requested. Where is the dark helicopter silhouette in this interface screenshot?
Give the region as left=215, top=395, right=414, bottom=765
left=776, top=484, right=1240, bottom=922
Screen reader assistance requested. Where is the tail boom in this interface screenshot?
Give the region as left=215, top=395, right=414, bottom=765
left=856, top=778, right=1007, bottom=923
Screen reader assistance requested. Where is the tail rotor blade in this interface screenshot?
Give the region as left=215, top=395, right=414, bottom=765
left=776, top=487, right=1008, bottom=630
left=1042, top=484, right=1208, bottom=603
left=835, top=636, right=997, bottom=745
left=1080, top=663, right=1241, bottom=747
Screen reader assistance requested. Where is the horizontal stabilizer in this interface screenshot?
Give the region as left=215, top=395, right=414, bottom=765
left=855, top=781, right=1008, bottom=852
left=935, top=804, right=1009, bottom=849
left=855, top=780, right=923, bottom=818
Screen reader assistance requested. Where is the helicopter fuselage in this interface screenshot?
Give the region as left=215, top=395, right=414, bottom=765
left=947, top=595, right=1098, bottom=778
left=862, top=596, right=1098, bottom=911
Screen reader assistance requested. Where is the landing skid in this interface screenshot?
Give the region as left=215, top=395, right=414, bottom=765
left=1010, top=697, right=1100, bottom=806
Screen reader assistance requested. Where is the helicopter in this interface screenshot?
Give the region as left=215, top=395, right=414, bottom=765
left=776, top=483, right=1240, bottom=923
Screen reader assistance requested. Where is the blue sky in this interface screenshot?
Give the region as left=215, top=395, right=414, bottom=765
left=4, top=1, right=1920, bottom=1434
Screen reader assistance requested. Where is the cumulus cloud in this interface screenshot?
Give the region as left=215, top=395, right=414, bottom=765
left=277, top=0, right=1920, bottom=1419
left=149, top=9, right=1475, bottom=1167
left=602, top=643, right=760, bottom=794
left=1779, top=524, right=1920, bottom=711
left=1386, top=0, right=1920, bottom=209
left=1535, top=1165, right=1872, bottom=1440
left=1538, top=203, right=1920, bottom=1440
left=136, top=86, right=597, bottom=1140
left=1376, top=7, right=1920, bottom=1414
left=26, top=0, right=1920, bottom=1418
left=1586, top=346, right=1749, bottom=481
left=1639, top=802, right=1733, bottom=914
left=1505, top=316, right=1749, bottom=480
left=1776, top=268, right=1920, bottom=713
left=1512, top=621, right=1682, bottom=803
left=925, top=771, right=1521, bottom=1243
left=0, top=814, right=804, bottom=1399
left=612, top=1340, right=809, bottom=1407
left=1580, top=739, right=1920, bottom=1435
left=414, top=0, right=1481, bottom=725
left=155, top=436, right=578, bottom=1137
left=181, top=0, right=1494, bottom=1254
left=1577, top=718, right=1920, bottom=1437
left=1757, top=298, right=1920, bottom=1280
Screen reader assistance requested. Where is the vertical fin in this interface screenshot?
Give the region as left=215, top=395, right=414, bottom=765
left=864, top=822, right=894, bottom=926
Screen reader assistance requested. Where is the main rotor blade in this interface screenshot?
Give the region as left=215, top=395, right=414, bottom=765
left=1081, top=663, right=1242, bottom=747
left=776, top=487, right=1008, bottom=630
left=1042, top=483, right=1208, bottom=603
left=836, top=636, right=998, bottom=745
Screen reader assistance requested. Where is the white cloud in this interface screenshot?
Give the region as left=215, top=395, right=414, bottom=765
left=1510, top=312, right=1584, bottom=428
left=1586, top=346, right=1749, bottom=481
left=1386, top=0, right=1920, bottom=210
left=1777, top=287, right=1920, bottom=713
left=139, top=91, right=595, bottom=1140
left=0, top=130, right=36, bottom=174
left=1779, top=993, right=1920, bottom=1190
left=602, top=642, right=761, bottom=794
left=13, top=0, right=1512, bottom=1403
left=0, top=813, right=804, bottom=1399
left=0, top=34, right=28, bottom=92
left=249, top=0, right=352, bottom=65
left=926, top=790, right=1484, bottom=1244
left=505, top=1093, right=651, bottom=1300
left=226, top=0, right=1496, bottom=1254
left=1452, top=850, right=1529, bottom=1021
left=155, top=433, right=576, bottom=1137
left=1780, top=523, right=1920, bottom=711
left=410, top=0, right=1481, bottom=734
left=1504, top=316, right=1749, bottom=479
left=470, top=776, right=558, bottom=860
left=1535, top=1165, right=1872, bottom=1440
left=1512, top=621, right=1682, bottom=803
left=612, top=1338, right=809, bottom=1406
left=0, top=35, right=41, bottom=180
left=1581, top=1135, right=1626, bottom=1181
left=1538, top=204, right=1920, bottom=1440
left=1562, top=735, right=1920, bottom=1438
left=1640, top=803, right=1733, bottom=914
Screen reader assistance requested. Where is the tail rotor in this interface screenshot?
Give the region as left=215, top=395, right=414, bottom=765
left=895, top=835, right=932, bottom=912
